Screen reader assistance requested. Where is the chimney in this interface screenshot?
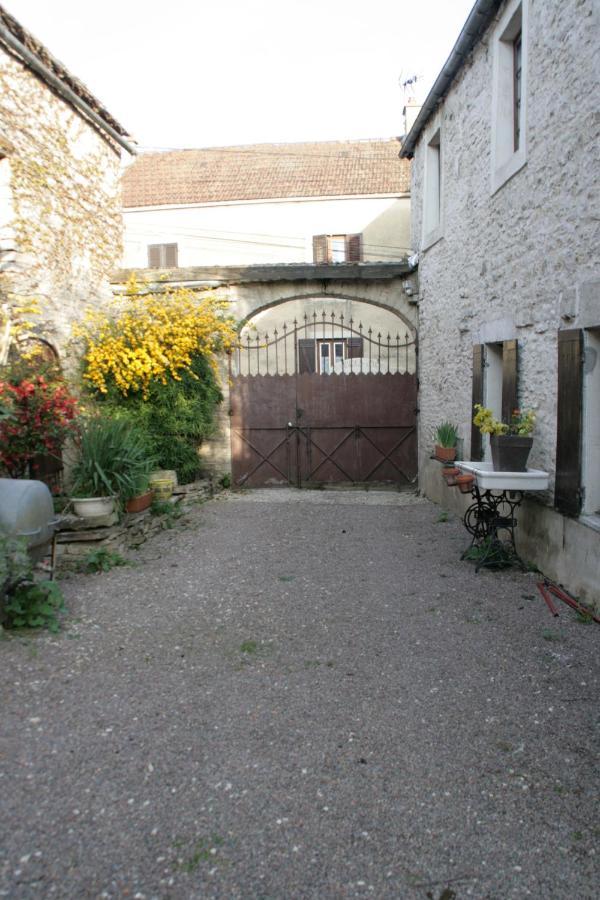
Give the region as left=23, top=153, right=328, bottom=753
left=403, top=100, right=422, bottom=139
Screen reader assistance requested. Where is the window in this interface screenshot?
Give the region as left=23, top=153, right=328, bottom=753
left=147, top=243, right=178, bottom=268
left=421, top=121, right=443, bottom=250
left=582, top=328, right=600, bottom=516
left=312, top=234, right=362, bottom=264
left=298, top=337, right=364, bottom=374
left=556, top=327, right=600, bottom=520
left=491, top=0, right=528, bottom=193
left=317, top=339, right=346, bottom=374
left=471, top=340, right=518, bottom=461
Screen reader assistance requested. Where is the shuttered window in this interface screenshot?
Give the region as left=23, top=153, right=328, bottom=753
left=298, top=339, right=316, bottom=374
left=312, top=234, right=362, bottom=264
left=555, top=329, right=583, bottom=516
left=347, top=338, right=364, bottom=359
left=148, top=243, right=178, bottom=268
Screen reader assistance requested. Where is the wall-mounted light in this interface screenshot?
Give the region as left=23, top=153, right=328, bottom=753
left=402, top=280, right=414, bottom=296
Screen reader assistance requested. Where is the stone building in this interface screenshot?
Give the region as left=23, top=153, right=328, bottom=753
left=121, top=139, right=411, bottom=268
left=0, top=5, right=134, bottom=367
left=401, top=0, right=599, bottom=604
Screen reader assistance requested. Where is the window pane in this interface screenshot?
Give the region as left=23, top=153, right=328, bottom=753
left=331, top=237, right=346, bottom=262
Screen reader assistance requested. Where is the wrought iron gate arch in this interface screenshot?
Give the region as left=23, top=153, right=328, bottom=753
left=229, top=307, right=418, bottom=489
left=237, top=291, right=417, bottom=339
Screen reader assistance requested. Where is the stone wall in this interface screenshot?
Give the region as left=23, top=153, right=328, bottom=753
left=410, top=0, right=600, bottom=605
left=0, top=46, right=125, bottom=367
left=55, top=480, right=215, bottom=571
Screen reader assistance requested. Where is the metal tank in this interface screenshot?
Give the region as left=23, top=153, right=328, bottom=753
left=0, top=478, right=59, bottom=563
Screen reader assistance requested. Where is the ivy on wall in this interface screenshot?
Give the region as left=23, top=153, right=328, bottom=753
left=0, top=49, right=123, bottom=361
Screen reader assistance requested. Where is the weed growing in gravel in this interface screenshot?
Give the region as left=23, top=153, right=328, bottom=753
left=240, top=639, right=259, bottom=654
left=437, top=510, right=449, bottom=523
left=151, top=499, right=184, bottom=529
left=174, top=835, right=225, bottom=872
left=278, top=575, right=295, bottom=582
left=82, top=548, right=128, bottom=573
left=543, top=629, right=564, bottom=642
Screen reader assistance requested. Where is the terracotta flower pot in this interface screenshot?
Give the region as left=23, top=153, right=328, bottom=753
left=125, top=490, right=154, bottom=514
left=442, top=466, right=460, bottom=486
left=455, top=474, right=475, bottom=494
left=435, top=445, right=457, bottom=463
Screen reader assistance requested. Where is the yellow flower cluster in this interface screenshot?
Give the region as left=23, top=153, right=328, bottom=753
left=473, top=404, right=536, bottom=436
left=78, top=280, right=236, bottom=397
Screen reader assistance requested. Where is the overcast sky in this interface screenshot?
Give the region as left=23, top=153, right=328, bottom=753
left=7, top=0, right=475, bottom=150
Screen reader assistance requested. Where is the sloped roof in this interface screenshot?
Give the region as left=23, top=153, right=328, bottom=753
left=0, top=4, right=129, bottom=138
left=122, top=139, right=410, bottom=208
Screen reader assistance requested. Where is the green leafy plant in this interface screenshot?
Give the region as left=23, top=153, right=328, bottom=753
left=1, top=531, right=64, bottom=632
left=69, top=417, right=155, bottom=501
left=89, top=354, right=223, bottom=484
left=218, top=472, right=232, bottom=489
left=81, top=548, right=128, bottom=573
left=3, top=580, right=64, bottom=632
left=434, top=422, right=459, bottom=448
left=150, top=498, right=183, bottom=528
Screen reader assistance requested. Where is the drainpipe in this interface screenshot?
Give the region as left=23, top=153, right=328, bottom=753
left=0, top=23, right=136, bottom=156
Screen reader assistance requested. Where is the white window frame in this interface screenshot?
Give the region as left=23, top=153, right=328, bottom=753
left=421, top=116, right=443, bottom=251
left=491, top=0, right=528, bottom=194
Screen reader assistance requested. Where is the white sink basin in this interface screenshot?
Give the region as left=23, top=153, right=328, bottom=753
left=455, top=461, right=549, bottom=491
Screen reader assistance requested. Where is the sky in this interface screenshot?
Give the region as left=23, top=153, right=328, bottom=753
left=7, top=0, right=475, bottom=151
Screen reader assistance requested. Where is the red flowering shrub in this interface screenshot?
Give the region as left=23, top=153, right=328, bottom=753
left=0, top=376, right=79, bottom=479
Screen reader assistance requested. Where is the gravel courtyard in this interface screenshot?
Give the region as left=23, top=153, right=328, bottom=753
left=1, top=489, right=598, bottom=899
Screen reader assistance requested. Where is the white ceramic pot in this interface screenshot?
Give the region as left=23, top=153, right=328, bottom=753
left=72, top=496, right=116, bottom=518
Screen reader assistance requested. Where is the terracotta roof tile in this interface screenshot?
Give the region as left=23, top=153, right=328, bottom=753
left=122, top=139, right=410, bottom=208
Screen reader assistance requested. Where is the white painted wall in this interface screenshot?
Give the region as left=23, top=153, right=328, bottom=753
left=122, top=195, right=410, bottom=268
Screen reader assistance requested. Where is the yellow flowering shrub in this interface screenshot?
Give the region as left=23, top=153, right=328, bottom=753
left=77, top=278, right=236, bottom=397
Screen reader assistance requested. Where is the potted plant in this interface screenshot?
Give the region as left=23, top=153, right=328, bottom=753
left=69, top=418, right=154, bottom=518
left=441, top=465, right=460, bottom=486
left=456, top=473, right=475, bottom=494
left=434, top=422, right=459, bottom=462
left=473, top=405, right=536, bottom=472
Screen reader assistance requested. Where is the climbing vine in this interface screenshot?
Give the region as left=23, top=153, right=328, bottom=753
left=0, top=51, right=123, bottom=359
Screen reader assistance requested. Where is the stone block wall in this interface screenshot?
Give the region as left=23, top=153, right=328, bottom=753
left=410, top=0, right=599, bottom=604
left=0, top=46, right=124, bottom=367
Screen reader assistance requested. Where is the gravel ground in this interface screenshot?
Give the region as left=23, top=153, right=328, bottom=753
left=0, top=489, right=598, bottom=899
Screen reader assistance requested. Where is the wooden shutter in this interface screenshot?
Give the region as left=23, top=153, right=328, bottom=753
left=164, top=243, right=178, bottom=267
left=471, top=344, right=484, bottom=461
left=312, top=235, right=328, bottom=264
left=502, top=339, right=518, bottom=424
left=148, top=245, right=161, bottom=268
left=298, top=339, right=316, bottom=374
left=347, top=338, right=363, bottom=359
left=346, top=234, right=362, bottom=262
left=555, top=329, right=583, bottom=516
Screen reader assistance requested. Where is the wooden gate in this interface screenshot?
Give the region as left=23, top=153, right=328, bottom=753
left=229, top=312, right=417, bottom=488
